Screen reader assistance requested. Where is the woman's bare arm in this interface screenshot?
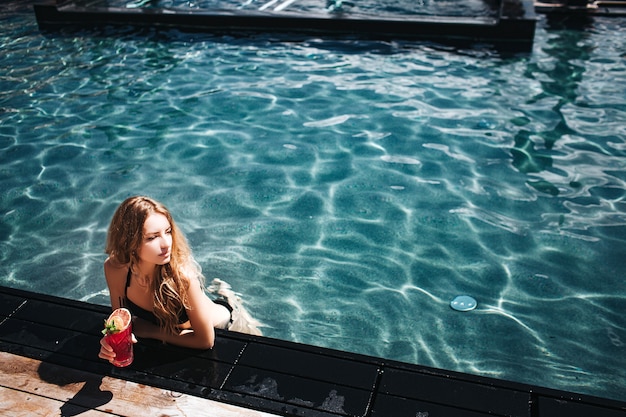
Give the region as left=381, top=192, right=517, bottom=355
left=104, top=256, right=128, bottom=311
left=133, top=275, right=228, bottom=349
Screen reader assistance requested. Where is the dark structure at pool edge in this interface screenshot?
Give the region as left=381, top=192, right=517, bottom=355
left=1, top=285, right=625, bottom=417
left=34, top=0, right=537, bottom=51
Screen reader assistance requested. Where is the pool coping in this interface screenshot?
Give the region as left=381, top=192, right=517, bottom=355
left=33, top=0, right=537, bottom=51
left=1, top=285, right=625, bottom=417
left=535, top=0, right=626, bottom=16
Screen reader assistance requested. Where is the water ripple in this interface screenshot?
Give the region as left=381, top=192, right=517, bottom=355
left=1, top=6, right=626, bottom=402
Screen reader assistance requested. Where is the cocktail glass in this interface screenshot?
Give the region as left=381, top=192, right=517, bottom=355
left=104, top=308, right=134, bottom=367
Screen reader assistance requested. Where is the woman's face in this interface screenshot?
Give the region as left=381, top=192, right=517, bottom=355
left=137, top=213, right=172, bottom=266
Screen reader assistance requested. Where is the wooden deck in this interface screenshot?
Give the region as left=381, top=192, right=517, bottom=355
left=1, top=285, right=625, bottom=417
left=1, top=352, right=276, bottom=416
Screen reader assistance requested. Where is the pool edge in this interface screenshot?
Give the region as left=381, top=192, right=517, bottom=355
left=1, top=285, right=625, bottom=417
left=33, top=0, right=537, bottom=52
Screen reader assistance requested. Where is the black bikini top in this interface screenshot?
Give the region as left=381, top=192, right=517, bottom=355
left=124, top=268, right=189, bottom=325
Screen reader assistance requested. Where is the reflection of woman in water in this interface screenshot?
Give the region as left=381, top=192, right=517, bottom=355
left=99, top=196, right=261, bottom=364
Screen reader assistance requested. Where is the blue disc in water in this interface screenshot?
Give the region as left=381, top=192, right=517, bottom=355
left=450, top=295, right=477, bottom=312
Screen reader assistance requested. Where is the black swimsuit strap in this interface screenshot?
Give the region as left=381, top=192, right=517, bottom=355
left=124, top=268, right=218, bottom=326
left=125, top=268, right=132, bottom=288
left=123, top=268, right=132, bottom=302
left=213, top=297, right=234, bottom=326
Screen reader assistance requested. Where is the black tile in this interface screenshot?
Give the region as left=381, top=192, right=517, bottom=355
left=0, top=286, right=109, bottom=312
left=133, top=350, right=233, bottom=390
left=0, top=292, right=26, bottom=317
left=0, top=339, right=114, bottom=383
left=238, top=342, right=379, bottom=390
left=206, top=331, right=248, bottom=363
left=13, top=298, right=107, bottom=334
left=110, top=331, right=243, bottom=389
left=537, top=397, right=626, bottom=417
left=224, top=365, right=373, bottom=417
left=379, top=367, right=530, bottom=417
left=211, top=390, right=345, bottom=417
left=371, top=393, right=500, bottom=417
left=11, top=296, right=245, bottom=362
left=0, top=337, right=214, bottom=402
left=3, top=285, right=626, bottom=417
left=134, top=335, right=243, bottom=364
left=0, top=317, right=101, bottom=360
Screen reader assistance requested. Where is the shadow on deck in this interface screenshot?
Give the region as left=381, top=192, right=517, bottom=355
left=1, top=285, right=625, bottom=417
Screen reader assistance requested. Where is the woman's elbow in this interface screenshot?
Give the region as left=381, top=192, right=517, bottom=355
left=199, top=339, right=215, bottom=350
left=196, top=331, right=215, bottom=350
left=178, top=328, right=214, bottom=349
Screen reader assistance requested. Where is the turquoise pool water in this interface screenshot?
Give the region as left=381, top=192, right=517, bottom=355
left=2, top=1, right=626, bottom=402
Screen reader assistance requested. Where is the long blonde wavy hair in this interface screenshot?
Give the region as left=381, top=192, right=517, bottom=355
left=105, top=196, right=203, bottom=336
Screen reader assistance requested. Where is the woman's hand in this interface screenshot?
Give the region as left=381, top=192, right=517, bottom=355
left=98, top=334, right=137, bottom=364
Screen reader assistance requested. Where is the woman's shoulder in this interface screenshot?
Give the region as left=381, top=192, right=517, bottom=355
left=104, top=256, right=129, bottom=279
left=180, top=260, right=203, bottom=284
left=105, top=254, right=128, bottom=268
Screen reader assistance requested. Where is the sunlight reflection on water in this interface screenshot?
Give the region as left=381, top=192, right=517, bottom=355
left=1, top=3, right=626, bottom=402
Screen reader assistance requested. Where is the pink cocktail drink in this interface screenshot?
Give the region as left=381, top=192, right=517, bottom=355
left=103, top=308, right=134, bottom=367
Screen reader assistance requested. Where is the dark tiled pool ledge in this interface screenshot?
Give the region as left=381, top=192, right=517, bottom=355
left=33, top=0, right=537, bottom=52
left=1, top=285, right=625, bottom=417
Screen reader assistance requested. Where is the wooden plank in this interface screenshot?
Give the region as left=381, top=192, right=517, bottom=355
left=0, top=351, right=277, bottom=417
left=0, top=386, right=114, bottom=417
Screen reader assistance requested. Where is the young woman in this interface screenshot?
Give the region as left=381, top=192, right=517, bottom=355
left=98, top=196, right=260, bottom=364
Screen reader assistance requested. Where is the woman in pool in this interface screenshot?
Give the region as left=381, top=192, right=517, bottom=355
left=98, top=196, right=261, bottom=363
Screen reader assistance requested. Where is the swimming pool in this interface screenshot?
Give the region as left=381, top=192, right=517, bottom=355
left=2, top=0, right=626, bottom=402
